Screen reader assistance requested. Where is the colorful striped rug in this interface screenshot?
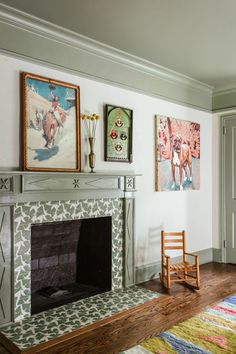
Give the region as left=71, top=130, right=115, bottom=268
left=122, top=294, right=236, bottom=354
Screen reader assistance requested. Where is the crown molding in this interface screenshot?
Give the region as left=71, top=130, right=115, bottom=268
left=213, top=86, right=236, bottom=111
left=213, top=87, right=236, bottom=97
left=0, top=3, right=212, bottom=93
left=0, top=3, right=213, bottom=110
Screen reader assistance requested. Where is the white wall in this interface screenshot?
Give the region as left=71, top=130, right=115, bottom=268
left=0, top=54, right=213, bottom=266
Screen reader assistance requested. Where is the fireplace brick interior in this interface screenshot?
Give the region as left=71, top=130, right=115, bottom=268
left=31, top=217, right=112, bottom=314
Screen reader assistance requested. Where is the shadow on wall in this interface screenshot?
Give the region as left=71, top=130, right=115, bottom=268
left=185, top=190, right=208, bottom=252
left=136, top=224, right=162, bottom=266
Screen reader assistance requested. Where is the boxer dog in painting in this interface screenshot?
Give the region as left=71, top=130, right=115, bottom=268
left=171, top=135, right=192, bottom=191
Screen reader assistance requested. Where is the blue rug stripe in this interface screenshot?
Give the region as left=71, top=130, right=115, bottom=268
left=224, top=295, right=236, bottom=305
left=160, top=332, right=212, bottom=354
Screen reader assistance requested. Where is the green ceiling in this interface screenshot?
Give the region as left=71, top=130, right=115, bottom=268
left=2, top=0, right=236, bottom=90
left=0, top=0, right=236, bottom=111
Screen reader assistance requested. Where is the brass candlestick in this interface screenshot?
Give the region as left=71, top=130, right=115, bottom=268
left=88, top=137, right=95, bottom=173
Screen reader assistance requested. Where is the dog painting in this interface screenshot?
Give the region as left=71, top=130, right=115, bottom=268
left=155, top=115, right=200, bottom=191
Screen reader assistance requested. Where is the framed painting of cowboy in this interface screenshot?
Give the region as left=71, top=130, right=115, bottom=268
left=155, top=115, right=200, bottom=192
left=22, top=72, right=81, bottom=172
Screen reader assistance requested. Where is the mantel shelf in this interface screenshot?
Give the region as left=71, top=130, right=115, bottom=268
left=0, top=170, right=139, bottom=204
left=0, top=170, right=141, bottom=177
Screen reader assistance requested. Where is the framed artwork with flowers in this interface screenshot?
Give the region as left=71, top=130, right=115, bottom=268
left=104, top=104, right=133, bottom=162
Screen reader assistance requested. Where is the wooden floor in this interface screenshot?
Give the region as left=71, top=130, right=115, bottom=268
left=1, top=262, right=236, bottom=353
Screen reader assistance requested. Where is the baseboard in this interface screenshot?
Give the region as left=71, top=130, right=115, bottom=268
left=213, top=248, right=222, bottom=263
left=135, top=248, right=213, bottom=284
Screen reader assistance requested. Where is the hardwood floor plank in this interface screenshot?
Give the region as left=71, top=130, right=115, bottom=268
left=1, top=262, right=236, bottom=353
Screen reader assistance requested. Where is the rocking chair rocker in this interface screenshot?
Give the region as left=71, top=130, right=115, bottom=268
left=159, top=230, right=200, bottom=290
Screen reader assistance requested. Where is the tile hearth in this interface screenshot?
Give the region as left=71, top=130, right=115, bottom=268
left=0, top=287, right=160, bottom=351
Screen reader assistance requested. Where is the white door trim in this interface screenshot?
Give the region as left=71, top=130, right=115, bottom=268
left=221, top=113, right=236, bottom=263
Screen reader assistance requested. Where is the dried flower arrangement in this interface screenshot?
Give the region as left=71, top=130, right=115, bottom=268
left=81, top=113, right=100, bottom=138
left=81, top=113, right=100, bottom=172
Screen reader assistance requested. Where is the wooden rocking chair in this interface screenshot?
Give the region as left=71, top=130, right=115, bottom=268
left=159, top=230, right=200, bottom=290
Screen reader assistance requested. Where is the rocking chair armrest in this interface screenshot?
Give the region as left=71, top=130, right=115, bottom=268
left=184, top=252, right=198, bottom=258
left=162, top=254, right=170, bottom=267
left=184, top=252, right=199, bottom=266
left=162, top=254, right=170, bottom=259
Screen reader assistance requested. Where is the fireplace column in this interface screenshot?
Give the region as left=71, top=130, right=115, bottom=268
left=0, top=205, right=12, bottom=325
left=123, top=177, right=136, bottom=287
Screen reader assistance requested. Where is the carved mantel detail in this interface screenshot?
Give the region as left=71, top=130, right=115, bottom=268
left=0, top=177, right=13, bottom=193
left=73, top=178, right=80, bottom=189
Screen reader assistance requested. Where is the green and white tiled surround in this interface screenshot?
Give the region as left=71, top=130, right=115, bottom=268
left=14, top=198, right=124, bottom=322
left=0, top=173, right=160, bottom=352
left=0, top=172, right=138, bottom=327
left=1, top=286, right=160, bottom=351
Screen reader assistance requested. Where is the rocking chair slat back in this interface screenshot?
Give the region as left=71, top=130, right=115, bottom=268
left=161, top=230, right=186, bottom=258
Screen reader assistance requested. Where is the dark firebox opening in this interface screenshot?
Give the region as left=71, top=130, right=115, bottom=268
left=31, top=217, right=112, bottom=315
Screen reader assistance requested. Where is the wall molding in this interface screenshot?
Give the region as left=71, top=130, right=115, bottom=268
left=213, top=88, right=236, bottom=111
left=3, top=3, right=236, bottom=112
left=135, top=248, right=220, bottom=284
left=0, top=3, right=213, bottom=111
left=213, top=248, right=222, bottom=263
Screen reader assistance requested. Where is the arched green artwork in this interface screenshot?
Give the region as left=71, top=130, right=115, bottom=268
left=105, top=104, right=133, bottom=162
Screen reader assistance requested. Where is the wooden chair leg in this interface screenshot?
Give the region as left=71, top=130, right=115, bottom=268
left=160, top=259, right=164, bottom=285
left=196, top=257, right=200, bottom=289
left=159, top=272, right=163, bottom=284
left=166, top=258, right=170, bottom=289
left=184, top=267, right=188, bottom=280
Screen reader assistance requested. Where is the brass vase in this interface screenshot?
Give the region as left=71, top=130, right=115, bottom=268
left=88, top=137, right=95, bottom=173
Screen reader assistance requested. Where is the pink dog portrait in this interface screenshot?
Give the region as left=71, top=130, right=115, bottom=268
left=155, top=115, right=200, bottom=192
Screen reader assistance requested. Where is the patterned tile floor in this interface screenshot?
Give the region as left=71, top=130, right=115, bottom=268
left=0, top=286, right=160, bottom=351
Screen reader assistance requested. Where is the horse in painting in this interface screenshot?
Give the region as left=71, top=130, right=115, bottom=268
left=42, top=109, right=68, bottom=148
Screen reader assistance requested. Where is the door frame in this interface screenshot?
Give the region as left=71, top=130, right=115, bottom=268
left=221, top=113, right=236, bottom=263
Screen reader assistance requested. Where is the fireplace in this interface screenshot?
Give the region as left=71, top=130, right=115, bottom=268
left=31, top=217, right=112, bottom=315
left=12, top=197, right=125, bottom=321
left=0, top=172, right=136, bottom=325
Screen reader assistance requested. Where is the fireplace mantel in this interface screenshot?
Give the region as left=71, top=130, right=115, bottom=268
left=0, top=171, right=139, bottom=203
left=0, top=171, right=139, bottom=326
